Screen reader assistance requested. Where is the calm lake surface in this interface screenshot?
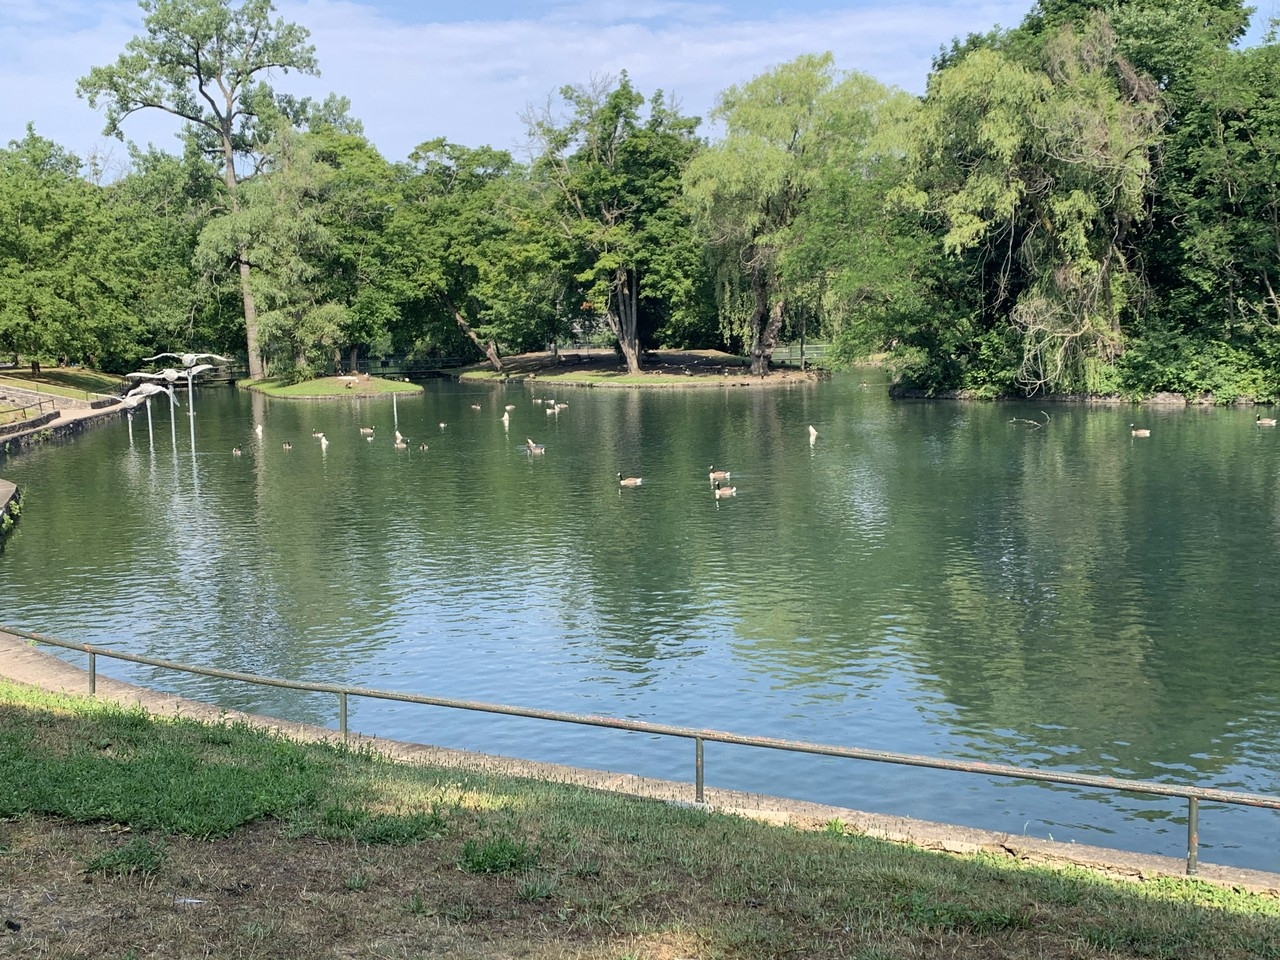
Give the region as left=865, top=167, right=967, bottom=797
left=3, top=374, right=1279, bottom=870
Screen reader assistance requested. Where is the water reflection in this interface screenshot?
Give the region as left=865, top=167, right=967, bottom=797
left=4, top=378, right=1280, bottom=868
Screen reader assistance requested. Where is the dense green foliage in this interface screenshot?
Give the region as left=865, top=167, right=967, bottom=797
left=2, top=0, right=1278, bottom=396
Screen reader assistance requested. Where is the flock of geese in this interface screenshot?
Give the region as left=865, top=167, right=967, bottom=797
left=227, top=396, right=826, bottom=501
left=1129, top=414, right=1277, bottom=438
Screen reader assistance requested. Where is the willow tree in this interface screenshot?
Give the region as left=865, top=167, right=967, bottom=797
left=899, top=13, right=1166, bottom=393
left=685, top=53, right=887, bottom=376
left=77, top=0, right=318, bottom=380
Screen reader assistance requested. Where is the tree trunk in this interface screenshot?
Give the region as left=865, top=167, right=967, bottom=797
left=449, top=301, right=502, bottom=371
left=608, top=267, right=642, bottom=375
left=222, top=133, right=264, bottom=380
left=747, top=267, right=785, bottom=377
left=240, top=260, right=263, bottom=379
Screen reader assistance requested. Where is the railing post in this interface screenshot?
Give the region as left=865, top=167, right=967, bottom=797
left=1186, top=796, right=1199, bottom=875
left=695, top=736, right=704, bottom=803
left=87, top=651, right=96, bottom=696
left=338, top=692, right=348, bottom=740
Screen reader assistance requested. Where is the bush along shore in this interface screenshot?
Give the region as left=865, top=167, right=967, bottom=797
left=2, top=680, right=1278, bottom=960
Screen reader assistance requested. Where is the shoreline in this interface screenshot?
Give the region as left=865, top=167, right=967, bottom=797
left=2, top=629, right=1277, bottom=895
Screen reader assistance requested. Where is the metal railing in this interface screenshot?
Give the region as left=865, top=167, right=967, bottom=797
left=0, top=398, right=57, bottom=422
left=5, top=624, right=1277, bottom=877
left=772, top=343, right=829, bottom=365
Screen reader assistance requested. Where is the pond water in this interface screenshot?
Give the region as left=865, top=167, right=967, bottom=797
left=3, top=374, right=1279, bottom=871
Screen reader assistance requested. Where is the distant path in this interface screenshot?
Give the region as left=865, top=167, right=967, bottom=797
left=2, top=630, right=1276, bottom=894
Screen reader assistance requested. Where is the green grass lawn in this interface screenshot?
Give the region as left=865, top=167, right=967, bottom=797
left=0, top=367, right=124, bottom=400
left=1, top=679, right=1277, bottom=960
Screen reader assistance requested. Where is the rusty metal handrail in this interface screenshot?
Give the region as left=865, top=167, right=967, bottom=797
left=5, top=624, right=1277, bottom=876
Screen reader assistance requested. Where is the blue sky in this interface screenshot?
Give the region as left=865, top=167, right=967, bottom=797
left=3, top=0, right=1275, bottom=174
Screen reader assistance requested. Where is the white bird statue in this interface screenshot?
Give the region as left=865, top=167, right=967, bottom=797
left=143, top=352, right=231, bottom=368
left=122, top=382, right=179, bottom=408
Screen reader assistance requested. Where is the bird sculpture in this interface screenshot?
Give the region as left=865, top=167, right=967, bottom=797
left=143, top=352, right=231, bottom=368
left=121, top=382, right=179, bottom=409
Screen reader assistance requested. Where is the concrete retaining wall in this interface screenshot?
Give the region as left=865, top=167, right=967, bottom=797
left=0, top=479, right=19, bottom=545
left=0, top=406, right=129, bottom=461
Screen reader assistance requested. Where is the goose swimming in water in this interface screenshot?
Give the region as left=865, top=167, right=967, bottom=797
left=709, top=466, right=731, bottom=481
left=617, top=472, right=643, bottom=487
left=526, top=437, right=545, bottom=455
left=713, top=481, right=737, bottom=498
left=1130, top=424, right=1151, bottom=437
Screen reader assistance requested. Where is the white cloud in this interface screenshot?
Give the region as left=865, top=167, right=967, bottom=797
left=2, top=0, right=1035, bottom=166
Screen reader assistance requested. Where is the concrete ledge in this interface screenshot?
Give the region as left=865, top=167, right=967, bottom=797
left=2, top=630, right=1276, bottom=896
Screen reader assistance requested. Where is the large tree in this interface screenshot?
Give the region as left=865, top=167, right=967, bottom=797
left=528, top=73, right=701, bottom=375
left=685, top=53, right=870, bottom=376
left=899, top=13, right=1166, bottom=393
left=0, top=129, right=142, bottom=368
left=388, top=140, right=559, bottom=372
left=77, top=0, right=318, bottom=380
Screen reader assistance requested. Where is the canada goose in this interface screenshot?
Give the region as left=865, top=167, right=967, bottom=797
left=394, top=429, right=404, bottom=443
left=1130, top=424, right=1151, bottom=437
left=311, top=429, right=323, bottom=438
left=419, top=442, right=429, bottom=451
left=526, top=437, right=545, bottom=454
left=617, top=472, right=643, bottom=487
left=359, top=426, right=375, bottom=436
left=808, top=425, right=818, bottom=442
left=546, top=406, right=558, bottom=415
left=319, top=436, right=329, bottom=449
left=282, top=441, right=293, bottom=450
left=439, top=422, right=448, bottom=429
left=232, top=446, right=242, bottom=456
left=714, top=481, right=737, bottom=498
left=1258, top=415, right=1278, bottom=426
left=709, top=466, right=731, bottom=481
left=505, top=404, right=516, bottom=410
left=470, top=403, right=482, bottom=410
left=394, top=438, right=408, bottom=450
